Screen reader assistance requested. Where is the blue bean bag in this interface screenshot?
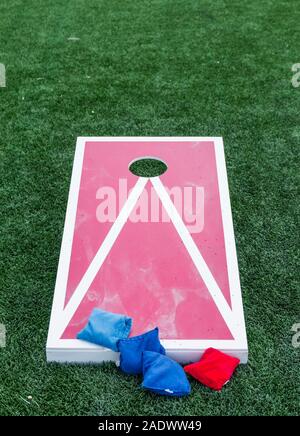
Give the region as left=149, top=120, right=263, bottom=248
left=142, top=351, right=191, bottom=397
left=118, top=327, right=165, bottom=375
left=77, top=308, right=132, bottom=351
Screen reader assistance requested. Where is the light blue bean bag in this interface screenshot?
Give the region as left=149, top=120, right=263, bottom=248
left=77, top=308, right=132, bottom=351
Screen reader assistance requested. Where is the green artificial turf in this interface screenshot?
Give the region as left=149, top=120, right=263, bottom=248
left=0, top=0, right=299, bottom=416
left=129, top=157, right=168, bottom=177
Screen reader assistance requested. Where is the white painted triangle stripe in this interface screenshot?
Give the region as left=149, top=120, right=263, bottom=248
left=151, top=176, right=237, bottom=339
left=55, top=175, right=236, bottom=340
left=53, top=176, right=149, bottom=339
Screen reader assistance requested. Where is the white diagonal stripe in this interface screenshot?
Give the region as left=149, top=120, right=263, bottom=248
left=54, top=176, right=149, bottom=339
left=151, top=176, right=237, bottom=339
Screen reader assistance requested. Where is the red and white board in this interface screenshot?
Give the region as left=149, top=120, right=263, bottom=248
left=47, top=137, right=248, bottom=363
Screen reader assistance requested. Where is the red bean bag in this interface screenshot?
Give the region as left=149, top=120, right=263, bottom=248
left=184, top=348, right=240, bottom=391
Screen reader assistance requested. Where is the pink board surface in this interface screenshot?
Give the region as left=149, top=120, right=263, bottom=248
left=47, top=137, right=248, bottom=363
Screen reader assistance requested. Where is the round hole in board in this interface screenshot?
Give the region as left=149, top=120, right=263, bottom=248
left=128, top=157, right=168, bottom=178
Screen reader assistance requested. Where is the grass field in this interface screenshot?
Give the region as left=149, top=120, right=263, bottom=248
left=0, top=0, right=299, bottom=416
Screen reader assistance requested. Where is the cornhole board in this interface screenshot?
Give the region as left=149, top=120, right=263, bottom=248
left=46, top=137, right=248, bottom=363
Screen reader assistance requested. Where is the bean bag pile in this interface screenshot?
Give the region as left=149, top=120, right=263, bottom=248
left=77, top=309, right=240, bottom=396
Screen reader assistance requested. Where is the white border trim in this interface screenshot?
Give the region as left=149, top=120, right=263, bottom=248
left=47, top=137, right=248, bottom=364
left=47, top=140, right=85, bottom=343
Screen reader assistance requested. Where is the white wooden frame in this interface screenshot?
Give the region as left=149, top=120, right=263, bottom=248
left=46, top=137, right=248, bottom=363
